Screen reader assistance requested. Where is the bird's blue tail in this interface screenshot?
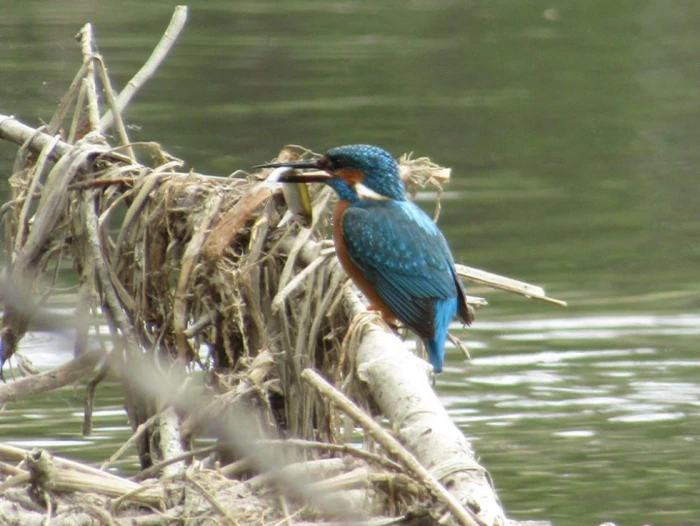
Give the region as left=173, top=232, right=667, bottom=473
left=426, top=297, right=458, bottom=373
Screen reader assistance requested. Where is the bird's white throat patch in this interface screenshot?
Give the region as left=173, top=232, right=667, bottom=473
left=354, top=182, right=389, bottom=200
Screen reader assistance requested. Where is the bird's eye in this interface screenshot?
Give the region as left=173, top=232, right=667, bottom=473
left=331, top=154, right=352, bottom=168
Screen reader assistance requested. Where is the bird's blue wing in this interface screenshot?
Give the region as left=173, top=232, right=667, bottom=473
left=341, top=200, right=464, bottom=339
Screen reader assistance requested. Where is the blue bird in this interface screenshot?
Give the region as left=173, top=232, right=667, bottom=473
left=256, top=145, right=473, bottom=373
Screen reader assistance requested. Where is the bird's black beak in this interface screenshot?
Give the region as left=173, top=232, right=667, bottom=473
left=254, top=158, right=331, bottom=183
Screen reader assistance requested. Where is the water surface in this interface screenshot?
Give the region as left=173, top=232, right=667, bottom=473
left=1, top=2, right=699, bottom=525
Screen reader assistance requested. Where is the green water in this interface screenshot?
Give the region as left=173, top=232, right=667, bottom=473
left=1, top=2, right=700, bottom=525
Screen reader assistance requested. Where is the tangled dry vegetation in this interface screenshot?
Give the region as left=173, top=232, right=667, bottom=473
left=0, top=7, right=559, bottom=526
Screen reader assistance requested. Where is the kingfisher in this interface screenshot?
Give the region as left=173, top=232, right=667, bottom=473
left=256, top=144, right=473, bottom=373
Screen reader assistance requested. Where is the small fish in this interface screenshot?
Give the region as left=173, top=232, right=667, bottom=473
left=263, top=165, right=313, bottom=229
left=281, top=173, right=313, bottom=228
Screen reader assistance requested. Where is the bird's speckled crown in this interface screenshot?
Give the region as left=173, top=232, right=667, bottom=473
left=325, top=144, right=405, bottom=200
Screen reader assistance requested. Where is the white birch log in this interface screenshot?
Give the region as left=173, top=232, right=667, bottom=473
left=353, top=327, right=505, bottom=525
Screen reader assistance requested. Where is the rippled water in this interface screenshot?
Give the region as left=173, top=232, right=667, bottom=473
left=442, top=312, right=700, bottom=525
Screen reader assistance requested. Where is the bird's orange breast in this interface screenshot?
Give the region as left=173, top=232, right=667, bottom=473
left=333, top=200, right=398, bottom=323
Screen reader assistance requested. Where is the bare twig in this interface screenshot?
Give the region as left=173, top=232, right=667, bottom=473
left=455, top=263, right=567, bottom=306
left=447, top=332, right=470, bottom=360
left=271, top=248, right=334, bottom=312
left=93, top=55, right=136, bottom=161
left=47, top=58, right=92, bottom=135
left=0, top=349, right=103, bottom=403
left=76, top=24, right=100, bottom=131
left=182, top=312, right=213, bottom=338
left=101, top=413, right=160, bottom=471
left=134, top=445, right=216, bottom=482
left=68, top=79, right=89, bottom=143
left=184, top=470, right=239, bottom=526
left=99, top=6, right=189, bottom=132
left=256, top=438, right=403, bottom=473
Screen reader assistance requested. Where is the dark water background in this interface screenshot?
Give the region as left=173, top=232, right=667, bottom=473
left=1, top=2, right=699, bottom=525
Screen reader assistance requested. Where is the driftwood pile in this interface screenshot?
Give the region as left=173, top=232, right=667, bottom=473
left=0, top=7, right=558, bottom=526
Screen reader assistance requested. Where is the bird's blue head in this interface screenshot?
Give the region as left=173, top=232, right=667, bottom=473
left=256, top=144, right=406, bottom=202
left=321, top=145, right=406, bottom=201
